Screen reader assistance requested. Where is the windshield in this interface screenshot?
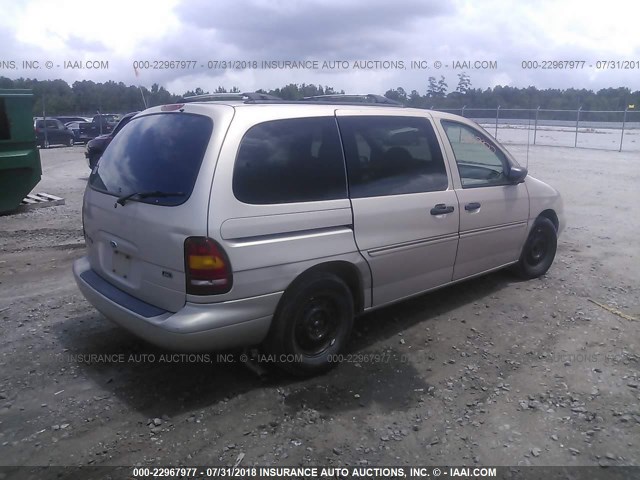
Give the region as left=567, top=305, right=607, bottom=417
left=89, top=113, right=213, bottom=206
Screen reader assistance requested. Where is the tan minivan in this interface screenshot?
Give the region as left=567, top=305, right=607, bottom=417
left=73, top=93, right=564, bottom=375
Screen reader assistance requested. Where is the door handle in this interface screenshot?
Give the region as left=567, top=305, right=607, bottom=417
left=430, top=204, right=455, bottom=215
left=465, top=202, right=481, bottom=211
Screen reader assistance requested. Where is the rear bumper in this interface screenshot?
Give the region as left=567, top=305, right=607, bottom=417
left=73, top=256, right=280, bottom=351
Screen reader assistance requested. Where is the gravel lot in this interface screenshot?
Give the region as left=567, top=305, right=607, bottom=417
left=482, top=124, right=640, bottom=152
left=0, top=143, right=638, bottom=468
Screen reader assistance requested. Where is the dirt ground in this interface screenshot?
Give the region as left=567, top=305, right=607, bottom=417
left=0, top=143, right=638, bottom=469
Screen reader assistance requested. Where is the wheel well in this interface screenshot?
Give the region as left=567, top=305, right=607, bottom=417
left=538, top=209, right=559, bottom=232
left=285, top=261, right=364, bottom=314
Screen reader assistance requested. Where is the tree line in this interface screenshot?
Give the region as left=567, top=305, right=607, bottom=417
left=0, top=74, right=637, bottom=117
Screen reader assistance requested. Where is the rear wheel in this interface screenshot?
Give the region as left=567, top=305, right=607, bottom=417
left=41, top=139, right=50, bottom=149
left=514, top=217, right=557, bottom=279
left=67, top=136, right=74, bottom=147
left=265, top=272, right=354, bottom=376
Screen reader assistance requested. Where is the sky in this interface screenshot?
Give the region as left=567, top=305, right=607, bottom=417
left=1, top=0, right=639, bottom=96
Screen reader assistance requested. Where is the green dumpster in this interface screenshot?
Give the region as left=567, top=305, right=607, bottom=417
left=0, top=89, right=42, bottom=213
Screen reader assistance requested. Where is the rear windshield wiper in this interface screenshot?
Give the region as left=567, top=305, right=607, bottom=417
left=115, top=190, right=185, bottom=207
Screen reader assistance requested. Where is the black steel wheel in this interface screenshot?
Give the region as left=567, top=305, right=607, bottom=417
left=293, top=293, right=342, bottom=356
left=514, top=217, right=557, bottom=279
left=265, top=272, right=354, bottom=376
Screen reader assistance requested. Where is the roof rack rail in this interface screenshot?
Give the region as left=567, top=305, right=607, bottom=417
left=301, top=94, right=403, bottom=106
left=181, top=92, right=282, bottom=103
left=178, top=92, right=404, bottom=107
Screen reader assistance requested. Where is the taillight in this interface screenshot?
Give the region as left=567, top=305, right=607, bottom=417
left=184, top=237, right=232, bottom=295
left=161, top=104, right=185, bottom=111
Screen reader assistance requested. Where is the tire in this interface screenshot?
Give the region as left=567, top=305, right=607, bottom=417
left=67, top=136, right=74, bottom=147
left=265, top=272, right=354, bottom=376
left=514, top=217, right=557, bottom=279
left=41, top=139, right=50, bottom=149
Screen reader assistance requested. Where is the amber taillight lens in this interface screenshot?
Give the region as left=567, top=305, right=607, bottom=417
left=184, top=237, right=232, bottom=295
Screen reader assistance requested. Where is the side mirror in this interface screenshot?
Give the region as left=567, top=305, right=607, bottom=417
left=507, top=165, right=528, bottom=184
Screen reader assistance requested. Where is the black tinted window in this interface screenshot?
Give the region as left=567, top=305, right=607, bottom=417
left=338, top=116, right=447, bottom=198
left=233, top=117, right=347, bottom=204
left=89, top=113, right=212, bottom=206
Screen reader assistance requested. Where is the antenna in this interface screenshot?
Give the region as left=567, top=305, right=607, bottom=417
left=139, top=86, right=148, bottom=109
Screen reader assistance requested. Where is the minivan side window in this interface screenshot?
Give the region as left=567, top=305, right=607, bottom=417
left=337, top=116, right=447, bottom=198
left=441, top=121, right=510, bottom=188
left=233, top=117, right=347, bottom=204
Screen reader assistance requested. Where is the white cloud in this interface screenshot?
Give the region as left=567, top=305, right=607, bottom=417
left=12, top=0, right=181, bottom=56
left=0, top=0, right=638, bottom=93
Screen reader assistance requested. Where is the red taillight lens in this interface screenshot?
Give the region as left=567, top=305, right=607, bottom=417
left=184, top=237, right=232, bottom=295
left=161, top=104, right=185, bottom=111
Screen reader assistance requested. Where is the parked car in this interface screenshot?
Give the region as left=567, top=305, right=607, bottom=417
left=77, top=114, right=121, bottom=142
left=92, top=113, right=120, bottom=132
left=55, top=116, right=89, bottom=124
left=85, top=112, right=139, bottom=169
left=34, top=118, right=75, bottom=148
left=57, top=117, right=91, bottom=143
left=73, top=93, right=565, bottom=376
left=64, top=121, right=92, bottom=144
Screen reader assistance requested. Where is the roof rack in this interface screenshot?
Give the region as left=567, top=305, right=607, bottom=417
left=181, top=92, right=282, bottom=103
left=179, top=92, right=404, bottom=107
left=301, top=94, right=403, bottom=106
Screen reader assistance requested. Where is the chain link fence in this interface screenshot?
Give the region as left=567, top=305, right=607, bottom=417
left=435, top=107, right=640, bottom=152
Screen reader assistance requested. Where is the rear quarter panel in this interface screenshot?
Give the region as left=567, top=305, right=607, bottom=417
left=204, top=106, right=371, bottom=307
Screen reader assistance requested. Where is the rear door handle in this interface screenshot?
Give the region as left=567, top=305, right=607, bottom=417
left=465, top=202, right=481, bottom=211
left=430, top=204, right=455, bottom=215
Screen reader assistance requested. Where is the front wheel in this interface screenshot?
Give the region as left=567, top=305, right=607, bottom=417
left=514, top=217, right=557, bottom=279
left=265, top=272, right=354, bottom=376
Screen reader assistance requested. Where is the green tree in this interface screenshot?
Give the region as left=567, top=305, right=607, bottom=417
left=1, top=75, right=636, bottom=116
left=456, top=72, right=472, bottom=94
left=384, top=87, right=408, bottom=104
left=427, top=76, right=447, bottom=98
left=437, top=76, right=448, bottom=97
left=408, top=89, right=423, bottom=107
left=427, top=76, right=438, bottom=98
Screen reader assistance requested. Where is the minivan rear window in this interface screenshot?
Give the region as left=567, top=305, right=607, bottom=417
left=89, top=113, right=213, bottom=206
